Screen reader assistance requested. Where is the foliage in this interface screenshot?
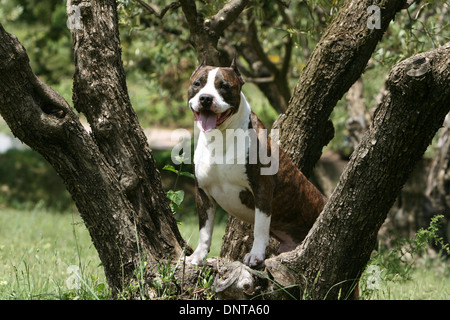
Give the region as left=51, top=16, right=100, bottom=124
left=163, top=153, right=194, bottom=214
left=0, top=149, right=73, bottom=211
left=360, top=214, right=450, bottom=299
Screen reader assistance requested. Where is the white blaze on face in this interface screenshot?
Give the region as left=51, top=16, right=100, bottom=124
left=189, top=68, right=233, bottom=132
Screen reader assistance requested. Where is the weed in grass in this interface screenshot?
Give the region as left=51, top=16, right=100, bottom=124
left=361, top=214, right=450, bottom=299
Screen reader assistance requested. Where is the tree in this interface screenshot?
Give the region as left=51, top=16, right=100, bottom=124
left=0, top=0, right=186, bottom=297
left=0, top=0, right=448, bottom=299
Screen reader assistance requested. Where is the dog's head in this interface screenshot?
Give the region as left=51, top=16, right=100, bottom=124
left=188, top=58, right=245, bottom=132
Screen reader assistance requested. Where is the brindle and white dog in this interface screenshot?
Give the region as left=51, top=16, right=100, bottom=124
left=186, top=59, right=326, bottom=267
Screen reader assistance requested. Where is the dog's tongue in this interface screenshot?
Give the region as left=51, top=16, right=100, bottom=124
left=198, top=110, right=217, bottom=132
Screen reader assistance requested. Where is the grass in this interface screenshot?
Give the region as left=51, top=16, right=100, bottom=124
left=0, top=206, right=448, bottom=300
left=0, top=207, right=107, bottom=299
left=364, top=258, right=450, bottom=299
left=0, top=205, right=227, bottom=300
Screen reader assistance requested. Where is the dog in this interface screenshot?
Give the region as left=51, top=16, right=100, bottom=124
left=185, top=58, right=327, bottom=267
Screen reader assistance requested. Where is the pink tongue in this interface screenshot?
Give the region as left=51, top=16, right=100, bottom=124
left=198, top=110, right=217, bottom=132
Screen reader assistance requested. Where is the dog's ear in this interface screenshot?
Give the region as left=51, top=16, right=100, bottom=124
left=230, top=56, right=245, bottom=86
left=191, top=56, right=206, bottom=78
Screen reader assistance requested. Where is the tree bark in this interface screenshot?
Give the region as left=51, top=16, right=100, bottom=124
left=221, top=0, right=407, bottom=263
left=273, top=0, right=407, bottom=177
left=0, top=0, right=187, bottom=297
left=215, top=43, right=450, bottom=299
left=179, top=0, right=250, bottom=65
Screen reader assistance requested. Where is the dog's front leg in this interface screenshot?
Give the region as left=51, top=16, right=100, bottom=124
left=243, top=175, right=273, bottom=267
left=186, top=187, right=216, bottom=266
left=244, top=208, right=271, bottom=267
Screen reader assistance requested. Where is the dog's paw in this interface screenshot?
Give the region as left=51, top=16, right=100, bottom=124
left=243, top=252, right=265, bottom=267
left=185, top=253, right=205, bottom=266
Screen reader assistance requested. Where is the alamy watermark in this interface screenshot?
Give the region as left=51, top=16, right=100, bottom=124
left=66, top=3, right=382, bottom=32
left=367, top=5, right=381, bottom=30
left=365, top=265, right=381, bottom=290
left=66, top=265, right=81, bottom=290
left=170, top=125, right=280, bottom=175
left=67, top=5, right=82, bottom=30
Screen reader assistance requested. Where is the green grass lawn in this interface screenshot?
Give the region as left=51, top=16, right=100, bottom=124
left=0, top=207, right=448, bottom=300
left=0, top=207, right=107, bottom=299
left=365, top=259, right=450, bottom=299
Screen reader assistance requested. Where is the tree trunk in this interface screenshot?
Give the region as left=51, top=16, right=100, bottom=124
left=221, top=0, right=407, bottom=263
left=0, top=0, right=187, bottom=297
left=215, top=43, right=450, bottom=299
left=179, top=0, right=250, bottom=65
left=274, top=0, right=407, bottom=176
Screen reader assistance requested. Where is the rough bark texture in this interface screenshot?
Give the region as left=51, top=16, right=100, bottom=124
left=221, top=0, right=407, bottom=263
left=0, top=0, right=187, bottom=297
left=179, top=0, right=250, bottom=65
left=215, top=43, right=450, bottom=299
left=273, top=0, right=407, bottom=177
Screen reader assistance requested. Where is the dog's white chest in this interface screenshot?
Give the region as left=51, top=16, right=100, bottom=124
left=194, top=129, right=255, bottom=223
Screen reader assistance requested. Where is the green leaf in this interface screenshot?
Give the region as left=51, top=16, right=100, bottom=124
left=167, top=189, right=184, bottom=206
left=180, top=171, right=194, bottom=179
left=162, top=164, right=177, bottom=174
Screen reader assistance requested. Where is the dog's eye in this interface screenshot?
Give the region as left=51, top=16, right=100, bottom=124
left=219, top=81, right=230, bottom=90
left=193, top=80, right=201, bottom=87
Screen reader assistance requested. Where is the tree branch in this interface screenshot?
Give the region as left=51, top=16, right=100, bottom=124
left=135, top=0, right=181, bottom=19
left=209, top=0, right=250, bottom=34
left=273, top=0, right=408, bottom=178
left=0, top=24, right=84, bottom=153
left=246, top=13, right=279, bottom=75
left=179, top=0, right=249, bottom=65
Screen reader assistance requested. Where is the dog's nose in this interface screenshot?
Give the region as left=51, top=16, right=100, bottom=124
left=199, top=94, right=213, bottom=109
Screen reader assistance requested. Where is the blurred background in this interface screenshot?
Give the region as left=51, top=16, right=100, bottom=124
left=0, top=0, right=449, bottom=299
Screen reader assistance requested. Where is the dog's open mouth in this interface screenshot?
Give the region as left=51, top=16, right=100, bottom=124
left=193, top=109, right=234, bottom=132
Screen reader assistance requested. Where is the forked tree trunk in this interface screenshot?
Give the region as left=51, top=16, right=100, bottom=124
left=1, top=0, right=449, bottom=301
left=0, top=0, right=187, bottom=297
